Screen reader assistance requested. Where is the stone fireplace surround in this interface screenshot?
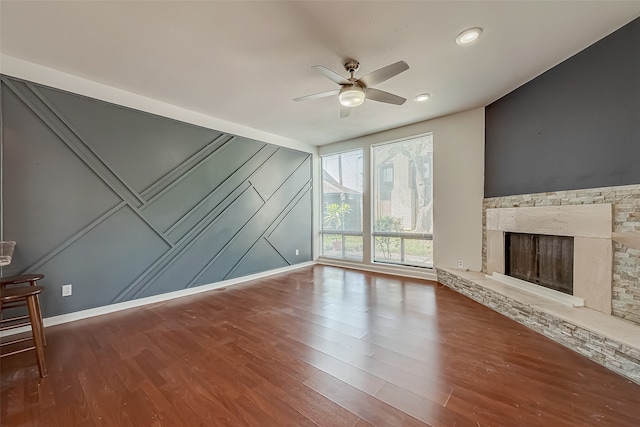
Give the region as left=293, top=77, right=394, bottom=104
left=437, top=184, right=640, bottom=384
left=486, top=204, right=612, bottom=314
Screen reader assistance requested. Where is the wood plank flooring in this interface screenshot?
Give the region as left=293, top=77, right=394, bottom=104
left=2, top=265, right=640, bottom=426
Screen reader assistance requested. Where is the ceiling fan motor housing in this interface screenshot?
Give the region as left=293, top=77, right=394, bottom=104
left=344, top=59, right=360, bottom=75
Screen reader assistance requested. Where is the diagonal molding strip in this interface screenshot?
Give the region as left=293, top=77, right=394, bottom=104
left=262, top=236, right=290, bottom=265
left=23, top=202, right=128, bottom=274
left=188, top=157, right=311, bottom=286
left=4, top=79, right=174, bottom=248
left=140, top=133, right=231, bottom=201
left=142, top=136, right=242, bottom=207
left=21, top=79, right=145, bottom=207
left=224, top=185, right=311, bottom=281
left=114, top=182, right=254, bottom=302
left=114, top=144, right=282, bottom=301
left=164, top=145, right=278, bottom=236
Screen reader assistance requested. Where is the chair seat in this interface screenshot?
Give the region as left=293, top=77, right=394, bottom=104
left=1, top=285, right=44, bottom=301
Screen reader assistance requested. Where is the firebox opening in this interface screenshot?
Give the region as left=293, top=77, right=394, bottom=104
left=505, top=232, right=574, bottom=295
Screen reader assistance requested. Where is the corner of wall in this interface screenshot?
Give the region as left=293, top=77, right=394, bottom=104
left=432, top=107, right=485, bottom=272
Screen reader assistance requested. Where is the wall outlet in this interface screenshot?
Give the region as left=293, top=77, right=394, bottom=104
left=295, top=249, right=299, bottom=256
left=62, top=284, right=72, bottom=297
left=457, top=259, right=464, bottom=268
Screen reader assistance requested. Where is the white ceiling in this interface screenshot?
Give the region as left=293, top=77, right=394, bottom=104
left=1, top=1, right=639, bottom=146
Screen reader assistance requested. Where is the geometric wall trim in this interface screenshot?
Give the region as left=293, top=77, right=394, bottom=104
left=1, top=75, right=312, bottom=317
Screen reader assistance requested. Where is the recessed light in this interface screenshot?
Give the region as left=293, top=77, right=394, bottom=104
left=456, top=27, right=483, bottom=45
left=414, top=93, right=431, bottom=102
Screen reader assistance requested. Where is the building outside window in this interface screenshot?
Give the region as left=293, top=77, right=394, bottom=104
left=321, top=150, right=363, bottom=260
left=372, top=134, right=433, bottom=267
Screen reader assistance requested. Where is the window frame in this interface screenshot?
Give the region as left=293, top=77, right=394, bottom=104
left=319, top=149, right=364, bottom=261
left=316, top=132, right=434, bottom=272
left=370, top=134, right=434, bottom=268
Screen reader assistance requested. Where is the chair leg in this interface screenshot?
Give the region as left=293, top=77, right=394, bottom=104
left=33, top=294, right=46, bottom=346
left=26, top=295, right=47, bottom=377
left=28, top=278, right=46, bottom=346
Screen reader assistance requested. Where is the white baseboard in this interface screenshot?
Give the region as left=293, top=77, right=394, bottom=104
left=0, top=261, right=316, bottom=337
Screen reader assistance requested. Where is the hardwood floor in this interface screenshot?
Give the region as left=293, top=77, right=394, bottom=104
left=2, top=265, right=640, bottom=426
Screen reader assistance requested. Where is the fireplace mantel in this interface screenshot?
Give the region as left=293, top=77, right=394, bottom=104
left=486, top=204, right=613, bottom=314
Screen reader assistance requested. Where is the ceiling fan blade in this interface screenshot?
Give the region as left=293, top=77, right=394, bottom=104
left=358, top=60, right=409, bottom=88
left=365, top=88, right=406, bottom=105
left=312, top=65, right=350, bottom=85
left=293, top=89, right=340, bottom=102
left=340, top=105, right=351, bottom=118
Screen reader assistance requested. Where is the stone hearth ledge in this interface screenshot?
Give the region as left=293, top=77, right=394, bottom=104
left=436, top=267, right=640, bottom=384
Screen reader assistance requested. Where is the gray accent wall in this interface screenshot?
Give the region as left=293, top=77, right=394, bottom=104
left=0, top=75, right=312, bottom=317
left=485, top=17, right=640, bottom=198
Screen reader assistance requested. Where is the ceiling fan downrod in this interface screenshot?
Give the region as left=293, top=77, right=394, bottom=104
left=344, top=59, right=360, bottom=80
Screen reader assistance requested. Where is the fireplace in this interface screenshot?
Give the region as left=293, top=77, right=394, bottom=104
left=485, top=204, right=613, bottom=314
left=505, top=233, right=574, bottom=295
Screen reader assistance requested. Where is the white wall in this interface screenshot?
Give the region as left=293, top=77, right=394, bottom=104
left=319, top=107, right=485, bottom=272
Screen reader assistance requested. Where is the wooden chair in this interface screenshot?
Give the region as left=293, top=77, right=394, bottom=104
left=0, top=286, right=47, bottom=377
left=0, top=274, right=46, bottom=345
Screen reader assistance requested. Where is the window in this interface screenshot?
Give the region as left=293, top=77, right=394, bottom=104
left=372, top=135, right=433, bottom=267
left=321, top=150, right=363, bottom=260
left=379, top=163, right=393, bottom=201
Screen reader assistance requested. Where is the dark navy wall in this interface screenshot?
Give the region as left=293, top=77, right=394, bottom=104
left=0, top=75, right=313, bottom=317
left=485, top=17, right=640, bottom=198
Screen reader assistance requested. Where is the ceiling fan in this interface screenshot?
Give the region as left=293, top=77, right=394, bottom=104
left=294, top=59, right=409, bottom=118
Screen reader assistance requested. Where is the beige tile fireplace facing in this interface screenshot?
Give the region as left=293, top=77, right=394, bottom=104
left=482, top=185, right=640, bottom=325
left=486, top=204, right=613, bottom=314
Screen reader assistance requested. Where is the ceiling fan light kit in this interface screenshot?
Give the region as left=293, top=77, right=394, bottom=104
left=294, top=58, right=410, bottom=117
left=339, top=85, right=365, bottom=107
